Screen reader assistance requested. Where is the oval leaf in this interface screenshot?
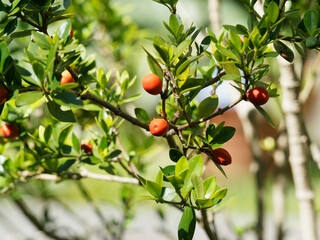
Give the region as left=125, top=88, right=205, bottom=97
left=16, top=91, right=43, bottom=107
left=197, top=95, right=219, bottom=120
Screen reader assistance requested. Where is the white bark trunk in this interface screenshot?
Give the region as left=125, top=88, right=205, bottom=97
left=208, top=0, right=221, bottom=35
left=278, top=57, right=317, bottom=240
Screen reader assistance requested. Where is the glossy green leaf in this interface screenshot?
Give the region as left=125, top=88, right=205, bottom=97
left=32, top=31, right=51, bottom=49
left=58, top=124, right=73, bottom=148
left=191, top=174, right=204, bottom=199
left=58, top=159, right=76, bottom=173
left=169, top=148, right=184, bottom=163
left=147, top=55, right=163, bottom=79
left=0, top=41, right=10, bottom=74
left=303, top=10, right=319, bottom=35
left=82, top=156, right=101, bottom=165
left=72, top=133, right=80, bottom=152
left=212, top=188, right=228, bottom=200
left=57, top=20, right=71, bottom=40
left=166, top=175, right=184, bottom=189
left=172, top=39, right=191, bottom=63
left=47, top=100, right=76, bottom=123
left=196, top=198, right=215, bottom=208
left=53, top=92, right=83, bottom=109
left=161, top=187, right=177, bottom=201
left=178, top=207, right=196, bottom=240
left=197, top=95, right=219, bottom=120
left=267, top=1, right=279, bottom=24
left=15, top=91, right=43, bottom=107
left=273, top=41, right=294, bottom=62
left=134, top=108, right=150, bottom=124
left=175, top=156, right=189, bottom=176
left=188, top=154, right=203, bottom=177
left=211, top=126, right=235, bottom=144
left=203, top=176, right=217, bottom=199
left=44, top=125, right=52, bottom=144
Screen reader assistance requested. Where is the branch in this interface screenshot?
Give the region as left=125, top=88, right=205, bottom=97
left=80, top=91, right=149, bottom=131
left=19, top=168, right=140, bottom=185
left=14, top=198, right=83, bottom=240
left=173, top=97, right=243, bottom=132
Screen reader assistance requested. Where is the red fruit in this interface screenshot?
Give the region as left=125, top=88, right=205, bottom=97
left=149, top=118, right=169, bottom=136
left=142, top=73, right=162, bottom=95
left=60, top=70, right=75, bottom=85
left=70, top=28, right=74, bottom=40
left=0, top=87, right=8, bottom=105
left=246, top=86, right=269, bottom=105
left=209, top=148, right=232, bottom=166
left=80, top=142, right=93, bottom=155
left=0, top=123, right=19, bottom=139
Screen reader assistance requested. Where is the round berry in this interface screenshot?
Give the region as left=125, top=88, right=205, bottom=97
left=80, top=142, right=93, bottom=155
left=60, top=70, right=75, bottom=85
left=142, top=73, right=162, bottom=95
left=0, top=87, right=8, bottom=105
left=246, top=86, right=269, bottom=105
left=0, top=123, right=19, bottom=139
left=149, top=118, right=169, bottom=136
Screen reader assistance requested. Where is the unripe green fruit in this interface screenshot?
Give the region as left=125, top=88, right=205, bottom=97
left=306, top=36, right=318, bottom=49
left=0, top=11, right=8, bottom=24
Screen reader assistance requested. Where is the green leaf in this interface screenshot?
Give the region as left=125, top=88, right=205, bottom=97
left=175, top=156, right=189, bottom=176
left=32, top=61, right=45, bottom=83
left=172, top=39, right=191, bottom=63
left=82, top=156, right=101, bottom=165
left=273, top=41, right=294, bottom=63
left=155, top=170, right=163, bottom=186
left=200, top=36, right=211, bottom=53
left=203, top=176, right=217, bottom=199
left=161, top=187, right=177, bottom=201
left=53, top=92, right=83, bottom=109
left=58, top=158, right=76, bottom=173
left=134, top=108, right=150, bottom=124
left=178, top=207, right=196, bottom=240
left=44, top=125, right=52, bottom=144
left=229, top=30, right=242, bottom=52
left=188, top=154, right=203, bottom=177
left=191, top=174, right=204, bottom=199
left=47, top=100, right=76, bottom=123
left=147, top=55, right=163, bottom=79
left=216, top=45, right=239, bottom=61
left=15, top=91, right=43, bottom=107
left=166, top=175, right=184, bottom=189
left=267, top=1, right=279, bottom=24
left=220, top=74, right=242, bottom=81
left=58, top=124, right=73, bottom=148
left=146, top=180, right=162, bottom=198
left=211, top=126, right=236, bottom=144
left=169, top=14, right=179, bottom=36
left=195, top=198, right=215, bottom=208
left=72, top=133, right=80, bottom=152
left=197, top=95, right=219, bottom=120
left=57, top=20, right=71, bottom=40
left=255, top=105, right=275, bottom=128
left=303, top=10, right=319, bottom=35
left=0, top=41, right=10, bottom=74
left=169, top=148, right=184, bottom=163
left=32, top=31, right=51, bottom=49
left=211, top=188, right=228, bottom=200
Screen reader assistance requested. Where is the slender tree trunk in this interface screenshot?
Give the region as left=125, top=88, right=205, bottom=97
left=278, top=57, right=317, bottom=240
left=208, top=0, right=221, bottom=34
left=272, top=121, right=288, bottom=240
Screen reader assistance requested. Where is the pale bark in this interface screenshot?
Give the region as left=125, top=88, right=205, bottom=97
left=208, top=0, right=221, bottom=34
left=278, top=57, right=317, bottom=240
left=272, top=121, right=289, bottom=240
